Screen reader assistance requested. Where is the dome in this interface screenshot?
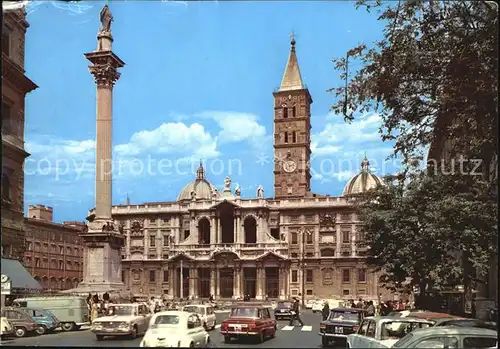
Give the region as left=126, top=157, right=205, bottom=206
left=177, top=162, right=213, bottom=201
left=343, top=155, right=382, bottom=196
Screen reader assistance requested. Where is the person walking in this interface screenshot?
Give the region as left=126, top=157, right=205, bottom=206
left=90, top=296, right=99, bottom=324
left=321, top=300, right=330, bottom=321
left=289, top=298, right=304, bottom=327
left=367, top=301, right=376, bottom=316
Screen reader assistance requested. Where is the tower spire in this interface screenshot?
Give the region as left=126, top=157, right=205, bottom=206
left=279, top=33, right=305, bottom=91
left=361, top=153, right=370, bottom=171
left=196, top=160, right=206, bottom=180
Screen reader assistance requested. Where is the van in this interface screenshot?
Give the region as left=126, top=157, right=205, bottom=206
left=13, top=296, right=89, bottom=331
left=182, top=304, right=216, bottom=330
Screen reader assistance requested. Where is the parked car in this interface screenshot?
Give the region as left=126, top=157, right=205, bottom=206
left=18, top=307, right=60, bottom=335
left=0, top=316, right=14, bottom=338
left=319, top=307, right=367, bottom=347
left=432, top=318, right=498, bottom=331
left=306, top=299, right=316, bottom=309
left=392, top=326, right=498, bottom=348
left=313, top=300, right=325, bottom=313
left=220, top=303, right=277, bottom=344
left=0, top=307, right=39, bottom=338
left=406, top=311, right=462, bottom=322
left=140, top=311, right=209, bottom=348
left=182, top=304, right=216, bottom=330
left=388, top=310, right=431, bottom=318
left=13, top=296, right=89, bottom=331
left=274, top=301, right=294, bottom=320
left=347, top=316, right=434, bottom=348
left=91, top=303, right=152, bottom=341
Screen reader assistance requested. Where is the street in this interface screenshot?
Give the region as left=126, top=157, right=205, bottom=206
left=2, top=310, right=339, bottom=348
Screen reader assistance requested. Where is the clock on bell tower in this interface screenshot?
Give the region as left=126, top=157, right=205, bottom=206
left=273, top=35, right=312, bottom=199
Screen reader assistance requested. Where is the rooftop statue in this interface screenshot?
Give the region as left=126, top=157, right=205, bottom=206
left=100, top=5, right=113, bottom=32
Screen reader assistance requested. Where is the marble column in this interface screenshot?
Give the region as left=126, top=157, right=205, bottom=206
left=234, top=215, right=241, bottom=243
left=210, top=267, right=216, bottom=298
left=217, top=216, right=222, bottom=244
left=80, top=6, right=125, bottom=289
left=256, top=265, right=263, bottom=300
left=189, top=268, right=196, bottom=299
left=210, top=216, right=216, bottom=245
left=216, top=268, right=221, bottom=298
left=233, top=266, right=241, bottom=299
left=279, top=266, right=285, bottom=299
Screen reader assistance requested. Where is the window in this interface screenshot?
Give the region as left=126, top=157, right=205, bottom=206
left=343, top=289, right=350, bottom=296
left=121, top=271, right=125, bottom=282
left=358, top=320, right=369, bottom=335
left=2, top=24, right=11, bottom=55
left=366, top=320, right=376, bottom=338
left=162, top=217, right=169, bottom=223
left=291, top=289, right=298, bottom=295
left=283, top=106, right=288, bottom=118
left=162, top=254, right=168, bottom=259
left=306, top=252, right=314, bottom=257
left=413, top=337, right=458, bottom=349
left=284, top=132, right=289, bottom=143
left=2, top=103, right=15, bottom=135
left=149, top=236, right=156, bottom=247
left=291, top=270, right=298, bottom=282
left=291, top=252, right=298, bottom=258
left=342, top=251, right=350, bottom=257
left=150, top=218, right=156, bottom=224
left=342, top=269, right=350, bottom=283
left=149, top=270, right=156, bottom=282
left=163, top=270, right=168, bottom=282
left=1, top=168, right=12, bottom=202
left=292, top=131, right=297, bottom=143
left=306, top=232, right=313, bottom=244
left=291, top=106, right=296, bottom=118
left=358, top=269, right=366, bottom=282
left=306, top=269, right=313, bottom=282
left=59, top=261, right=63, bottom=270
left=463, top=337, right=497, bottom=348
left=270, top=228, right=279, bottom=240
left=66, top=261, right=72, bottom=270
left=59, top=246, right=63, bottom=254
left=184, top=230, right=190, bottom=240
left=163, top=235, right=169, bottom=246
left=306, top=289, right=313, bottom=295
left=291, top=232, right=298, bottom=244
left=342, top=231, right=350, bottom=243
left=358, top=288, right=366, bottom=295
left=263, top=308, right=271, bottom=318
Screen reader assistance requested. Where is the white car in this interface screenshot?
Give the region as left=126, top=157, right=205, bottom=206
left=140, top=311, right=210, bottom=348
left=91, top=303, right=152, bottom=341
left=347, top=316, right=434, bottom=348
left=0, top=317, right=14, bottom=338
left=182, top=304, right=216, bottom=330
left=312, top=301, right=324, bottom=313
left=306, top=299, right=316, bottom=309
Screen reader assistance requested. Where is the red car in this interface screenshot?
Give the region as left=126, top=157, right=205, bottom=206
left=220, top=303, right=277, bottom=343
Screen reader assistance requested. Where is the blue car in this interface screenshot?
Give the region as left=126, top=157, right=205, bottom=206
left=19, top=308, right=60, bottom=335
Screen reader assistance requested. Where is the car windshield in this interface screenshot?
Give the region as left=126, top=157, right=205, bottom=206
left=154, top=315, right=180, bottom=325
left=231, top=308, right=258, bottom=318
left=328, top=311, right=359, bottom=321
left=381, top=321, right=432, bottom=340
left=388, top=312, right=402, bottom=317
left=183, top=306, right=201, bottom=314
left=113, top=305, right=137, bottom=316
left=278, top=302, right=292, bottom=308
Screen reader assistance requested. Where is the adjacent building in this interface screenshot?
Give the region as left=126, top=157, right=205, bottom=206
left=1, top=8, right=38, bottom=260
left=86, top=38, right=391, bottom=301
left=23, top=205, right=86, bottom=291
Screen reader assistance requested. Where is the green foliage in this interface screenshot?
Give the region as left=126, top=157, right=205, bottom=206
left=329, top=0, right=498, bottom=166
left=357, top=170, right=497, bottom=293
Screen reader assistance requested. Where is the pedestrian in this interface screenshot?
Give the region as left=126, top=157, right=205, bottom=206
left=356, top=298, right=363, bottom=309
left=321, top=300, right=330, bottom=321
left=91, top=297, right=99, bottom=324
left=367, top=301, right=375, bottom=316
left=289, top=298, right=304, bottom=327
left=350, top=299, right=356, bottom=308
left=149, top=296, right=156, bottom=314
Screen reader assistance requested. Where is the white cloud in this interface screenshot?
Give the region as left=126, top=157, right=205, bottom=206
left=115, top=122, right=219, bottom=159
left=195, top=111, right=270, bottom=150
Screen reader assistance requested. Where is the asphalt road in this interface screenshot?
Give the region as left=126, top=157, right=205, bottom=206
left=2, top=310, right=343, bottom=348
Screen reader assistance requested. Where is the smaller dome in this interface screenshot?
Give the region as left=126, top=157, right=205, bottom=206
left=343, top=155, right=382, bottom=196
left=177, top=161, right=213, bottom=201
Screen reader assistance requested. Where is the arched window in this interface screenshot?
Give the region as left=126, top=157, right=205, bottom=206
left=244, top=217, right=257, bottom=244
left=198, top=218, right=211, bottom=245
left=292, top=131, right=297, bottom=143
left=284, top=132, right=289, bottom=143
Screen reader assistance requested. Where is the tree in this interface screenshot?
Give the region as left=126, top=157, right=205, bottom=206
left=357, top=169, right=498, bottom=295
left=330, top=0, right=498, bottom=173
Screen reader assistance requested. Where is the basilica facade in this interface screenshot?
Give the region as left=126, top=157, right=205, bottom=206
left=87, top=38, right=387, bottom=301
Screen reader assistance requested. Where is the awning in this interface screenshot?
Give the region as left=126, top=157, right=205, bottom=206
left=1, top=258, right=42, bottom=293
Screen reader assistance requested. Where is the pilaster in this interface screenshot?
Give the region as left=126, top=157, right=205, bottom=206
left=210, top=215, right=216, bottom=245
left=210, top=266, right=216, bottom=297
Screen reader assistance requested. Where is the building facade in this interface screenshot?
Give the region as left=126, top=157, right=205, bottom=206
left=1, top=8, right=38, bottom=260
left=87, top=38, right=389, bottom=301
left=23, top=205, right=86, bottom=291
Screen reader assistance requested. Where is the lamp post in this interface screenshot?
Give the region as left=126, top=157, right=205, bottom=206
left=298, top=228, right=312, bottom=309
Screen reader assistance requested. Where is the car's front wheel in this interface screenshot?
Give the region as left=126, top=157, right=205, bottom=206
left=14, top=327, right=26, bottom=337
left=36, top=325, right=47, bottom=335
left=129, top=325, right=138, bottom=339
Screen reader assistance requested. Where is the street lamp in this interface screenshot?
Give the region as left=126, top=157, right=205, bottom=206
left=298, top=228, right=312, bottom=309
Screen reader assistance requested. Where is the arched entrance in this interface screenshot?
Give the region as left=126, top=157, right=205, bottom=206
left=198, top=218, right=211, bottom=245
left=218, top=202, right=234, bottom=243
left=244, top=216, right=257, bottom=243
left=213, top=251, right=239, bottom=299
left=243, top=268, right=257, bottom=298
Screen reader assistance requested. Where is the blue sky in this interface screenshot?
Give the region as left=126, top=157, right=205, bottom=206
left=23, top=0, right=401, bottom=223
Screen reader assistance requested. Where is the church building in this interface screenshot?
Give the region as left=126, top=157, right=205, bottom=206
left=86, top=38, right=386, bottom=301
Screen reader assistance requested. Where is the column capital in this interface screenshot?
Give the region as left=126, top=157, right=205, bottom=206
left=89, top=63, right=121, bottom=88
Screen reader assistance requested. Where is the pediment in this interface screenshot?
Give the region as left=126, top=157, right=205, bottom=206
left=256, top=251, right=287, bottom=261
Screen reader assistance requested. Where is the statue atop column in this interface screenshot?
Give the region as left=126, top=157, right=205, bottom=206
left=234, top=183, right=241, bottom=197
left=211, top=186, right=220, bottom=199
left=100, top=5, right=113, bottom=33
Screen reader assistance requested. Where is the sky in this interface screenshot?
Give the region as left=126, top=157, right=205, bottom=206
left=22, top=0, right=402, bottom=223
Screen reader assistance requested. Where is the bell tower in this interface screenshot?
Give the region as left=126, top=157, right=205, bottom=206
left=273, top=35, right=312, bottom=198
